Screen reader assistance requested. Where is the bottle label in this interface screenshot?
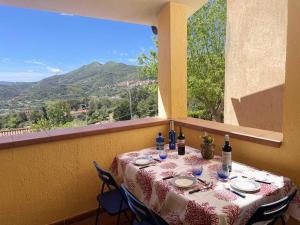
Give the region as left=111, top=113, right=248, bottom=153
left=222, top=151, right=232, bottom=171
left=178, top=139, right=185, bottom=147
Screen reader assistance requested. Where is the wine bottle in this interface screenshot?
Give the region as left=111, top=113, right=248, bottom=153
left=156, top=132, right=164, bottom=150
left=168, top=121, right=176, bottom=150
left=222, top=134, right=232, bottom=172
left=177, top=127, right=185, bottom=155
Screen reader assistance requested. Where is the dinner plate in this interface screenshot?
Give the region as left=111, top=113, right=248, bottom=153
left=134, top=157, right=151, bottom=166
left=230, top=179, right=260, bottom=192
left=171, top=176, right=197, bottom=188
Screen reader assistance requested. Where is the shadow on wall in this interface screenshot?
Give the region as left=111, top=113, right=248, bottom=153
left=231, top=84, right=284, bottom=132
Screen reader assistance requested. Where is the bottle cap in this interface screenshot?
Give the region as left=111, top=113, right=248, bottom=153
left=225, top=134, right=229, bottom=141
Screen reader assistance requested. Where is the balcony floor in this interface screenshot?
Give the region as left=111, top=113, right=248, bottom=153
left=73, top=212, right=131, bottom=225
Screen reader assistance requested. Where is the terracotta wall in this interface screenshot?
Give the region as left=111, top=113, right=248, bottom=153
left=224, top=0, right=287, bottom=132
left=0, top=125, right=168, bottom=225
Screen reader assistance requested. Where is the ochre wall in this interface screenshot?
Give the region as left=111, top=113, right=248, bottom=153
left=224, top=0, right=287, bottom=132
left=0, top=125, right=168, bottom=225
left=158, top=2, right=187, bottom=119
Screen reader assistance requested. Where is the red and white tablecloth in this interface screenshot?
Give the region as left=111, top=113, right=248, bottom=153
left=110, top=146, right=300, bottom=225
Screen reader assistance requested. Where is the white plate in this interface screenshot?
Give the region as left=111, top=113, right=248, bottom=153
left=171, top=176, right=197, bottom=188
left=134, top=157, right=151, bottom=166
left=230, top=179, right=260, bottom=192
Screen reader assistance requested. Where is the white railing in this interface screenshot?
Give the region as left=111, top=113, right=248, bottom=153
left=0, top=128, right=33, bottom=137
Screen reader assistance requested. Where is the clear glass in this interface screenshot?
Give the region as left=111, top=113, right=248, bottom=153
left=159, top=149, right=168, bottom=160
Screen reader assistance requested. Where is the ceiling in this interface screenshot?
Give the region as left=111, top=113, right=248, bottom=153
left=0, top=0, right=206, bottom=25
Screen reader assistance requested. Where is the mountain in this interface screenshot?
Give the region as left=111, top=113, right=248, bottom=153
left=0, top=61, right=142, bottom=111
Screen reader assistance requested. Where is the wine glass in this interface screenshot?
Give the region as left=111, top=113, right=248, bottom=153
left=159, top=149, right=168, bottom=160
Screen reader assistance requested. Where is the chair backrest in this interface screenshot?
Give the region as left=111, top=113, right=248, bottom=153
left=246, top=188, right=298, bottom=225
left=93, top=161, right=119, bottom=193
left=120, top=184, right=161, bottom=225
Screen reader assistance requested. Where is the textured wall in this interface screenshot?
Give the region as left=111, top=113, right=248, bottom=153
left=158, top=2, right=187, bottom=119
left=0, top=125, right=168, bottom=225
left=224, top=0, right=287, bottom=132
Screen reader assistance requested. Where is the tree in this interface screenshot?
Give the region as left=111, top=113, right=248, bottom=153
left=47, top=101, right=72, bottom=126
left=137, top=0, right=226, bottom=122
left=187, top=0, right=226, bottom=122
left=113, top=100, right=131, bottom=121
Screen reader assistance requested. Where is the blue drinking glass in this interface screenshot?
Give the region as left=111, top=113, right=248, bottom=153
left=159, top=150, right=168, bottom=160
left=217, top=166, right=230, bottom=180
left=192, top=165, right=203, bottom=176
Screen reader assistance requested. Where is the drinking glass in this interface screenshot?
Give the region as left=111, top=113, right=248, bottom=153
left=192, top=165, right=203, bottom=176
left=159, top=150, right=168, bottom=160
left=217, top=165, right=230, bottom=180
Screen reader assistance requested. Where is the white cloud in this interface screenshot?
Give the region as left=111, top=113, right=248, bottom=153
left=127, top=58, right=137, bottom=63
left=47, top=66, right=63, bottom=74
left=60, top=13, right=74, bottom=16
left=25, top=59, right=46, bottom=66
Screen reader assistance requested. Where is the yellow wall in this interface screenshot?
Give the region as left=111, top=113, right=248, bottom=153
left=0, top=125, right=168, bottom=225
left=158, top=2, right=188, bottom=119
left=224, top=0, right=287, bottom=132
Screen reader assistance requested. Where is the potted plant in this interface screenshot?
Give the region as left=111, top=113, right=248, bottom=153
left=201, top=132, right=215, bottom=159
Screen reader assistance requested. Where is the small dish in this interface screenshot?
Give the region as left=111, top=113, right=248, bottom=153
left=134, top=157, right=151, bottom=166
left=171, top=176, right=197, bottom=189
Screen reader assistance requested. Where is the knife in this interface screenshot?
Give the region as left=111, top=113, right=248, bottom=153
left=255, top=180, right=271, bottom=184
left=189, top=188, right=201, bottom=194
left=139, top=165, right=151, bottom=169
left=226, top=188, right=246, bottom=198
left=162, top=175, right=174, bottom=180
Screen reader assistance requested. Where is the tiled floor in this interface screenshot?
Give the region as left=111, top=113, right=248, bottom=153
left=73, top=213, right=131, bottom=225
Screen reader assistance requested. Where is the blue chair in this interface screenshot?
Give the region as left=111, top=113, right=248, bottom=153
left=246, top=188, right=297, bottom=225
left=120, top=184, right=169, bottom=225
left=93, top=161, right=131, bottom=225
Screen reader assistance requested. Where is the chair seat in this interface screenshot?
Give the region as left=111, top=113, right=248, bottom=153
left=98, top=189, right=129, bottom=215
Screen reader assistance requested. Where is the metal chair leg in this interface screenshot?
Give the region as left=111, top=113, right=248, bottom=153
left=95, top=203, right=101, bottom=225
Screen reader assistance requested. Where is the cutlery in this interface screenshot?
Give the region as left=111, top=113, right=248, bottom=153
left=225, top=188, right=246, bottom=198
left=153, top=158, right=161, bottom=163
left=189, top=188, right=201, bottom=194
left=196, top=178, right=209, bottom=185
left=162, top=175, right=174, bottom=180
left=139, top=165, right=152, bottom=169
left=189, top=183, right=212, bottom=194
left=254, top=180, right=271, bottom=185
left=242, top=176, right=271, bottom=184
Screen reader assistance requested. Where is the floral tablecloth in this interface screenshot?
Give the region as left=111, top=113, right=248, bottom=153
left=110, top=146, right=300, bottom=225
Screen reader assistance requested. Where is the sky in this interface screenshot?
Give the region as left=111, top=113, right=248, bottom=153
left=0, top=6, right=156, bottom=82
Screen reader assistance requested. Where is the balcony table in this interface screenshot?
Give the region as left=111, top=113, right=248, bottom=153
left=110, top=146, right=300, bottom=225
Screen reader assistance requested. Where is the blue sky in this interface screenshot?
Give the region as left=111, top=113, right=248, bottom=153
left=0, top=6, right=155, bottom=82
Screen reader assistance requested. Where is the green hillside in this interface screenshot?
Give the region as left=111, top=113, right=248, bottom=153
left=0, top=61, right=142, bottom=113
